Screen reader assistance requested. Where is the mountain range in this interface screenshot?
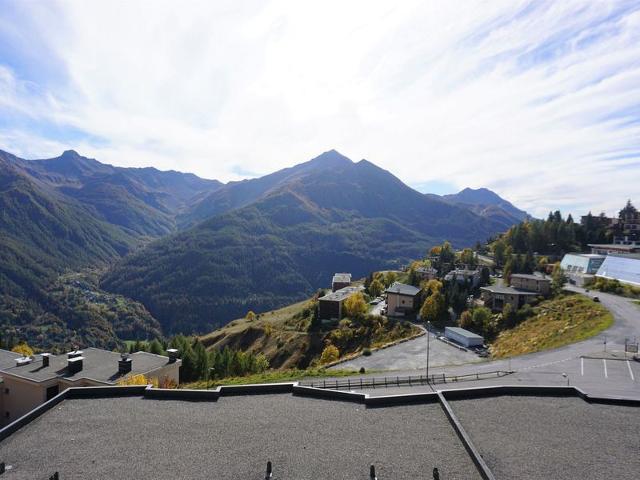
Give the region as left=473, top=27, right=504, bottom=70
left=0, top=148, right=528, bottom=345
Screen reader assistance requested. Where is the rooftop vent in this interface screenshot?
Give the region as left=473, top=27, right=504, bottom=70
left=167, top=348, right=179, bottom=364
left=118, top=353, right=132, bottom=374
left=67, top=356, right=84, bottom=375
left=15, top=356, right=32, bottom=367
left=41, top=353, right=52, bottom=368
left=67, top=350, right=83, bottom=359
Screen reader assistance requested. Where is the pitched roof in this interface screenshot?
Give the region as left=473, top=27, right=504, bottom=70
left=595, top=255, right=640, bottom=286
left=385, top=282, right=420, bottom=296
left=1, top=347, right=173, bottom=384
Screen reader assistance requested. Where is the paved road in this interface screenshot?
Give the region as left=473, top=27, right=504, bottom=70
left=329, top=286, right=640, bottom=398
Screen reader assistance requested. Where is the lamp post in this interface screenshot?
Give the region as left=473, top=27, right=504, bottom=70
left=426, top=321, right=431, bottom=382
left=562, top=372, right=569, bottom=386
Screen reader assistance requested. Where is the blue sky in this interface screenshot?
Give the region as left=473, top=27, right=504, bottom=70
left=1, top=0, right=639, bottom=217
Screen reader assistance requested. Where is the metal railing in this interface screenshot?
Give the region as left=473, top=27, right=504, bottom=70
left=301, top=370, right=511, bottom=390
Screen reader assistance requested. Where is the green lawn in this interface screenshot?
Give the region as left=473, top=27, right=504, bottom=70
left=490, top=294, right=613, bottom=358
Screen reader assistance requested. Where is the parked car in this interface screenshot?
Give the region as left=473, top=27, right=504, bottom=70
left=593, top=296, right=600, bottom=302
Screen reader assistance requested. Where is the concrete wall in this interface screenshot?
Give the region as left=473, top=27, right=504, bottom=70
left=0, top=375, right=52, bottom=426
left=510, top=277, right=550, bottom=295
left=148, top=362, right=181, bottom=386
left=481, top=291, right=536, bottom=312
left=387, top=293, right=415, bottom=316
left=318, top=299, right=342, bottom=320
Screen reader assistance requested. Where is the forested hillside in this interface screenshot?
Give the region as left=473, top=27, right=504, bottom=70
left=0, top=149, right=220, bottom=349
left=103, top=151, right=509, bottom=333
left=0, top=148, right=524, bottom=347
left=490, top=210, right=611, bottom=268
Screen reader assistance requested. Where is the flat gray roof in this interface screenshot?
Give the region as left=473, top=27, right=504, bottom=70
left=510, top=273, right=550, bottom=282
left=0, top=395, right=481, bottom=479
left=332, top=273, right=351, bottom=283
left=480, top=285, right=537, bottom=295
left=1, top=348, right=171, bottom=384
left=445, top=327, right=483, bottom=340
left=319, top=285, right=363, bottom=302
left=451, top=395, right=640, bottom=480
left=589, top=243, right=640, bottom=251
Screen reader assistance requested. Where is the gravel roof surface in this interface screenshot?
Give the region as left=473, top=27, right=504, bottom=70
left=450, top=395, right=640, bottom=480
left=0, top=394, right=481, bottom=480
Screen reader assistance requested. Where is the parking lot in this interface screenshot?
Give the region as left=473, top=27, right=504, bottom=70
left=333, top=329, right=483, bottom=371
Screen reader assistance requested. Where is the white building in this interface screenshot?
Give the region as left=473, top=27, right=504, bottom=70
left=444, top=327, right=484, bottom=348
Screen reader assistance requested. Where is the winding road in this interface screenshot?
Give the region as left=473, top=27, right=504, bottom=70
left=331, top=286, right=640, bottom=398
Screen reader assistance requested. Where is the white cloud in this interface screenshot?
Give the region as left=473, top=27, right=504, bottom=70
left=0, top=0, right=639, bottom=217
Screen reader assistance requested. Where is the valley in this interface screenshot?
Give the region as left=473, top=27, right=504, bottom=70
left=0, top=148, right=525, bottom=348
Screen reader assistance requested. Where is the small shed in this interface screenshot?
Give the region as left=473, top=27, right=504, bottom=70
left=444, top=327, right=484, bottom=348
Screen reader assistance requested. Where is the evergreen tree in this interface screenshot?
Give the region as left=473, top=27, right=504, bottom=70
left=180, top=345, right=198, bottom=382
left=191, top=341, right=208, bottom=379
left=551, top=263, right=567, bottom=296
left=148, top=338, right=164, bottom=355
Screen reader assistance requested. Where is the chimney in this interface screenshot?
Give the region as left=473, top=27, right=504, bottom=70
left=41, top=353, right=52, bottom=368
left=166, top=348, right=179, bottom=363
left=118, top=353, right=132, bottom=374
left=67, top=356, right=84, bottom=374
left=67, top=349, right=83, bottom=359
left=15, top=356, right=32, bottom=367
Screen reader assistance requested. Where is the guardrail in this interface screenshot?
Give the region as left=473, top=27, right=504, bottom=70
left=300, top=370, right=511, bottom=390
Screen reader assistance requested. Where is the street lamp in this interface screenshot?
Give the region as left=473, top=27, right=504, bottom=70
left=561, top=372, right=569, bottom=386
left=426, top=321, right=431, bottom=382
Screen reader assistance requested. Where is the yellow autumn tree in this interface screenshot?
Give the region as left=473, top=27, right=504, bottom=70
left=343, top=292, right=368, bottom=318
left=320, top=344, right=340, bottom=364
left=11, top=343, right=34, bottom=357
left=117, top=374, right=159, bottom=388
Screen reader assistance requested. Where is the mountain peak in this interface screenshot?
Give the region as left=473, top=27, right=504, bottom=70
left=309, top=149, right=352, bottom=166
left=443, top=187, right=529, bottom=222
left=61, top=149, right=81, bottom=158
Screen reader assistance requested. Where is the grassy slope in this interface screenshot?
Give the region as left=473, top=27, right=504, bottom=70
left=182, top=368, right=359, bottom=389
left=490, top=294, right=613, bottom=358
left=199, top=294, right=420, bottom=369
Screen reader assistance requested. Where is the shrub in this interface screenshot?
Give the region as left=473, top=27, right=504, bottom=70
left=320, top=344, right=340, bottom=364
left=362, top=348, right=372, bottom=356
left=117, top=374, right=159, bottom=388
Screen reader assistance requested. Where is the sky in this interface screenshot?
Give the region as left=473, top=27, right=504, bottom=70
left=0, top=0, right=639, bottom=218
